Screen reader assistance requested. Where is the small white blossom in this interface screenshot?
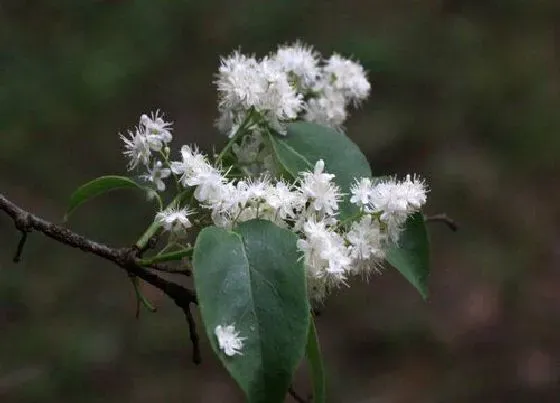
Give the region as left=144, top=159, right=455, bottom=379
left=297, top=219, right=351, bottom=285
left=236, top=177, right=270, bottom=205
left=215, top=324, right=247, bottom=356
left=142, top=160, right=171, bottom=192
left=350, top=177, right=373, bottom=206
left=170, top=145, right=230, bottom=207
left=155, top=206, right=194, bottom=232
left=273, top=41, right=320, bottom=89
left=369, top=175, right=427, bottom=217
left=323, top=54, right=371, bottom=105
left=120, top=129, right=151, bottom=170
left=369, top=175, right=427, bottom=241
left=304, top=86, right=347, bottom=129
left=215, top=51, right=303, bottom=136
left=140, top=111, right=173, bottom=151
left=346, top=215, right=385, bottom=263
left=193, top=171, right=229, bottom=205
left=299, top=160, right=342, bottom=216
left=255, top=59, right=304, bottom=133
left=216, top=51, right=262, bottom=112
left=264, top=180, right=306, bottom=220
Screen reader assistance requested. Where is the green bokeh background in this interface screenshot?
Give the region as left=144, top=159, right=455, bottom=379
left=1, top=1, right=559, bottom=402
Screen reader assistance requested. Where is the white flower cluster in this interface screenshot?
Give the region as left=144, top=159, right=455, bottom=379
left=119, top=111, right=174, bottom=192
left=113, top=43, right=431, bottom=365
left=161, top=145, right=426, bottom=300
left=215, top=42, right=371, bottom=175
left=119, top=42, right=427, bottom=302
left=216, top=41, right=370, bottom=136
left=120, top=110, right=427, bottom=301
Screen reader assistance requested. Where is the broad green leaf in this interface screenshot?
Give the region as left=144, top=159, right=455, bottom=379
left=193, top=219, right=310, bottom=403
left=306, top=319, right=326, bottom=403
left=269, top=122, right=372, bottom=219
left=386, top=212, right=430, bottom=299
left=269, top=135, right=313, bottom=175
left=65, top=175, right=142, bottom=220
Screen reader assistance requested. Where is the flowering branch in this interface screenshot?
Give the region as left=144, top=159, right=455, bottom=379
left=2, top=42, right=442, bottom=402
left=0, top=193, right=201, bottom=364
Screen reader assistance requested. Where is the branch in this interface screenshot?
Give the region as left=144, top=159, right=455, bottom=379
left=0, top=193, right=201, bottom=364
left=425, top=213, right=458, bottom=232
left=288, top=386, right=310, bottom=403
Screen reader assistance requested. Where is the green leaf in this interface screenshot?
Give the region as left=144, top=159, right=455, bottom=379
left=65, top=175, right=143, bottom=220
left=269, top=122, right=372, bottom=219
left=193, top=219, right=310, bottom=403
left=306, top=319, right=326, bottom=403
left=386, top=212, right=430, bottom=299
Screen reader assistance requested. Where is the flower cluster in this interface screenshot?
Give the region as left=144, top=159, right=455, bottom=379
left=120, top=111, right=427, bottom=300
left=216, top=42, right=370, bottom=136
left=141, top=138, right=426, bottom=300
left=216, top=42, right=371, bottom=175
left=120, top=111, right=174, bottom=192
left=118, top=42, right=428, bottom=303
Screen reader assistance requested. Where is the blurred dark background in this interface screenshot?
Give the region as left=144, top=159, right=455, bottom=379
left=1, top=1, right=560, bottom=402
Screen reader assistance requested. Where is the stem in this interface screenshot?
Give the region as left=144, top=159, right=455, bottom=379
left=135, top=189, right=191, bottom=250
left=139, top=247, right=193, bottom=265
left=159, top=149, right=182, bottom=193
left=336, top=209, right=364, bottom=229
left=215, top=109, right=255, bottom=164
left=130, top=275, right=157, bottom=316
left=135, top=220, right=161, bottom=250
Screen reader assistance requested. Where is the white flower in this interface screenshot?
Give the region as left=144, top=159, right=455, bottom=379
left=299, top=160, right=342, bottom=216
left=215, top=51, right=303, bottom=136
left=369, top=175, right=427, bottom=218
left=215, top=324, right=247, bottom=356
left=170, top=145, right=230, bottom=206
left=140, top=111, right=173, bottom=151
left=304, top=86, right=347, bottom=129
left=142, top=160, right=171, bottom=192
left=264, top=180, right=306, bottom=220
left=350, top=177, right=373, bottom=206
left=216, top=51, right=262, bottom=112
left=256, top=59, right=304, bottom=132
left=323, top=54, right=371, bottom=105
left=120, top=111, right=173, bottom=170
left=120, top=129, right=151, bottom=170
left=193, top=171, right=229, bottom=204
left=369, top=175, right=427, bottom=241
left=297, top=219, right=351, bottom=284
left=155, top=206, right=194, bottom=232
left=236, top=177, right=270, bottom=205
left=346, top=215, right=385, bottom=262
left=273, top=41, right=320, bottom=89
left=206, top=182, right=239, bottom=214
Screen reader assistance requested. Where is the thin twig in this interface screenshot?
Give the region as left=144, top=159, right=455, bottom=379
left=288, top=386, right=309, bottom=403
left=425, top=213, right=458, bottom=232
left=13, top=231, right=28, bottom=263
left=185, top=305, right=202, bottom=365
left=0, top=193, right=201, bottom=364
